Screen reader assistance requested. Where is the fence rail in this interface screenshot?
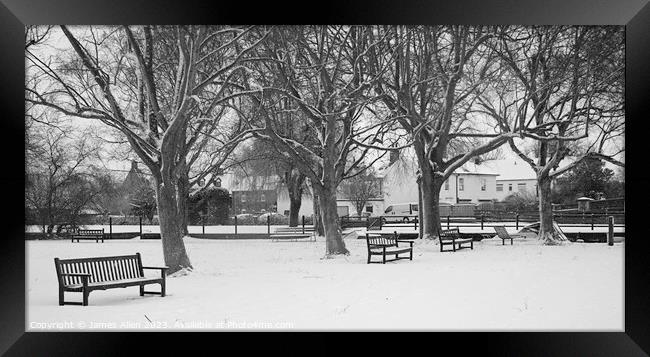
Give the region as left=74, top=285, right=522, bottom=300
left=27, top=214, right=316, bottom=240
left=340, top=211, right=625, bottom=231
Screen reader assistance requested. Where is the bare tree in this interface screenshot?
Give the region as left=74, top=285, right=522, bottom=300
left=372, top=26, right=516, bottom=239
left=478, top=26, right=624, bottom=244
left=26, top=25, right=267, bottom=273
left=339, top=169, right=382, bottom=216
left=233, top=138, right=309, bottom=227
left=242, top=26, right=402, bottom=255
left=26, top=117, right=102, bottom=235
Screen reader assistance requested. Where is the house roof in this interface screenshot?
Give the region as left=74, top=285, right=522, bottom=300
left=455, top=162, right=499, bottom=176
left=480, top=159, right=537, bottom=181
left=378, top=157, right=500, bottom=178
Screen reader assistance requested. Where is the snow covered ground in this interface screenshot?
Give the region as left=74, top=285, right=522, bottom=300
left=26, top=235, right=624, bottom=331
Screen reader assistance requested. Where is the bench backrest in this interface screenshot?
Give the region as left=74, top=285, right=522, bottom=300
left=366, top=233, right=397, bottom=248
left=54, top=253, right=144, bottom=286
left=439, top=228, right=460, bottom=241
left=75, top=229, right=104, bottom=236
left=493, top=226, right=510, bottom=239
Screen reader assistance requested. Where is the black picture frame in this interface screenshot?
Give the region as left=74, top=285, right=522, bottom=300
left=3, top=0, right=648, bottom=355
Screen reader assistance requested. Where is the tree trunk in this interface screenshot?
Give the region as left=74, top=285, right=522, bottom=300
left=355, top=202, right=364, bottom=217
left=178, top=172, right=190, bottom=236
left=419, top=165, right=443, bottom=240
left=537, top=173, right=565, bottom=245
left=287, top=184, right=302, bottom=228
left=154, top=175, right=193, bottom=274
left=286, top=170, right=305, bottom=227
left=288, top=195, right=302, bottom=227
left=311, top=183, right=325, bottom=236
left=315, top=184, right=349, bottom=255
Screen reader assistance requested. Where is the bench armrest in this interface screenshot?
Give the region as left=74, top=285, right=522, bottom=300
left=142, top=266, right=169, bottom=270
left=60, top=273, right=90, bottom=286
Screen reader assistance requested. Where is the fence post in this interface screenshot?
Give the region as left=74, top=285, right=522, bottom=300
left=414, top=216, right=417, bottom=230
left=139, top=216, right=142, bottom=237
left=202, top=216, right=205, bottom=235
left=591, top=214, right=595, bottom=230
left=366, top=217, right=369, bottom=230
left=267, top=214, right=271, bottom=235
left=109, top=216, right=112, bottom=240
left=608, top=216, right=614, bottom=246
left=516, top=214, right=519, bottom=230
left=302, top=215, right=305, bottom=234
left=447, top=215, right=450, bottom=229
left=235, top=216, right=238, bottom=235
left=379, top=216, right=383, bottom=230
left=480, top=214, right=484, bottom=230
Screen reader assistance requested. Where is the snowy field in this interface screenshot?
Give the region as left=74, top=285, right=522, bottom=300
left=26, top=235, right=624, bottom=331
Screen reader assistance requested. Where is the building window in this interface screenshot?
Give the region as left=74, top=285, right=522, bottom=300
left=518, top=183, right=526, bottom=192
left=260, top=193, right=266, bottom=202
left=480, top=178, right=486, bottom=191
left=496, top=183, right=503, bottom=192
left=444, top=180, right=449, bottom=191
left=508, top=184, right=513, bottom=192
left=241, top=193, right=247, bottom=202
left=458, top=178, right=464, bottom=191
left=366, top=205, right=373, bottom=213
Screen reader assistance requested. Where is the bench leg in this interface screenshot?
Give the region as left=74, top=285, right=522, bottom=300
left=502, top=239, right=505, bottom=245
left=453, top=242, right=456, bottom=252
left=161, top=281, right=166, bottom=297
left=382, top=253, right=386, bottom=264
left=140, top=285, right=145, bottom=296
left=471, top=240, right=474, bottom=250
left=410, top=250, right=413, bottom=261
left=82, top=289, right=89, bottom=306
left=59, top=289, right=64, bottom=306
left=510, top=238, right=513, bottom=245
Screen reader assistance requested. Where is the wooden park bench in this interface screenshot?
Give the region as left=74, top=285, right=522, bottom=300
left=365, top=233, right=413, bottom=264
left=439, top=228, right=473, bottom=252
left=270, top=226, right=316, bottom=242
left=71, top=229, right=105, bottom=243
left=54, top=253, right=167, bottom=306
left=493, top=226, right=526, bottom=245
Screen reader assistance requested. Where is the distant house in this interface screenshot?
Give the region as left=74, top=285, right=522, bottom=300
left=480, top=159, right=539, bottom=201
left=114, top=160, right=154, bottom=215
left=380, top=155, right=499, bottom=211
left=218, top=174, right=279, bottom=214
left=121, top=161, right=150, bottom=193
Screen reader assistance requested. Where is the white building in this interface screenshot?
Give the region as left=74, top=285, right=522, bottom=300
left=480, top=159, right=539, bottom=201
left=380, top=158, right=499, bottom=209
